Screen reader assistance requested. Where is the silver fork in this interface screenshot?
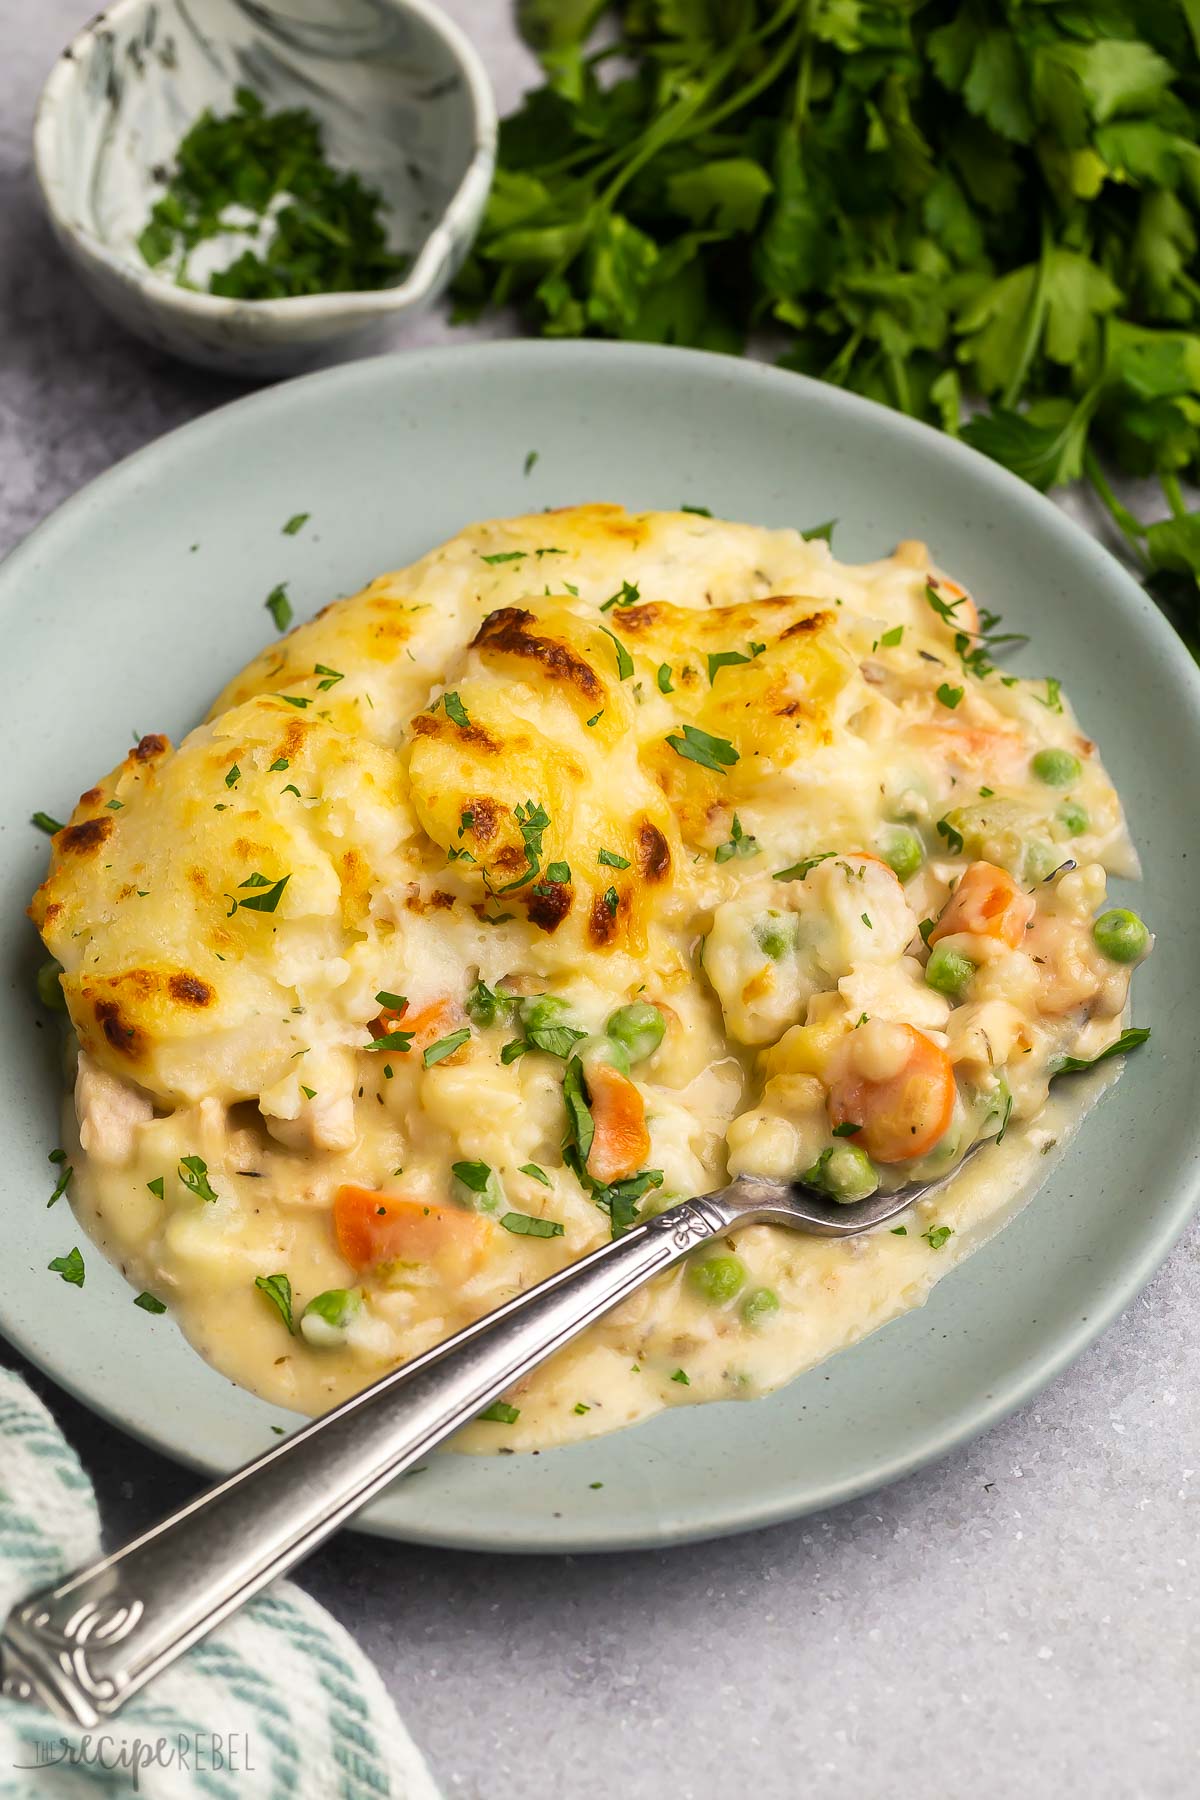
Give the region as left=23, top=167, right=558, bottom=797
left=0, top=1165, right=959, bottom=1725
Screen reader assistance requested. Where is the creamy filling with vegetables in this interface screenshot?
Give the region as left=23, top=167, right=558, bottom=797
left=31, top=506, right=1152, bottom=1448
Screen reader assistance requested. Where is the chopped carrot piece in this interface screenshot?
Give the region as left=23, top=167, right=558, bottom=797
left=828, top=1024, right=956, bottom=1164
left=333, top=1186, right=491, bottom=1281
left=370, top=995, right=466, bottom=1053
left=930, top=860, right=1034, bottom=950
left=585, top=1063, right=651, bottom=1186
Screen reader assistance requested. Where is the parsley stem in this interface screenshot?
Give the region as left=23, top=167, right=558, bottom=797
left=1084, top=450, right=1148, bottom=561
left=1000, top=215, right=1053, bottom=411
left=1161, top=469, right=1188, bottom=520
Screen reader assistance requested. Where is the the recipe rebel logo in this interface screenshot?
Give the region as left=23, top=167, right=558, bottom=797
left=12, top=1729, right=256, bottom=1788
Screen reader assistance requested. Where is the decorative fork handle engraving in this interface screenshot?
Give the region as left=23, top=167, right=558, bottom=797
left=0, top=1181, right=773, bottom=1728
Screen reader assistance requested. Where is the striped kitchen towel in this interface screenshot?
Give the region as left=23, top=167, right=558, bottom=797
left=0, top=1366, right=441, bottom=1799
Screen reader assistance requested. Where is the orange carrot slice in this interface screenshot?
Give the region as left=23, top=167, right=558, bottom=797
left=828, top=1025, right=956, bottom=1164
left=585, top=1063, right=651, bottom=1186
left=929, top=860, right=1034, bottom=950
left=333, top=1187, right=491, bottom=1281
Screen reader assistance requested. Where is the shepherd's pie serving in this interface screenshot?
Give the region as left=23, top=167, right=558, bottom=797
left=30, top=506, right=1151, bottom=1446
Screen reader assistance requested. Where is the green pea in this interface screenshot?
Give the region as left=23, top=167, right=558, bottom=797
left=802, top=1143, right=879, bottom=1202
left=300, top=1286, right=363, bottom=1347
left=1056, top=800, right=1088, bottom=837
left=605, top=1002, right=666, bottom=1064
left=741, top=1286, right=780, bottom=1327
left=876, top=825, right=923, bottom=882
left=518, top=994, right=573, bottom=1033
left=1092, top=908, right=1150, bottom=964
left=578, top=1032, right=630, bottom=1078
left=686, top=1254, right=747, bottom=1304
left=1031, top=748, right=1082, bottom=788
left=755, top=912, right=797, bottom=959
left=925, top=943, right=976, bottom=1000
left=36, top=957, right=66, bottom=1011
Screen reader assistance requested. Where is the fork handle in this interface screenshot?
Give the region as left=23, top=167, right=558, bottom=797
left=0, top=1182, right=774, bottom=1726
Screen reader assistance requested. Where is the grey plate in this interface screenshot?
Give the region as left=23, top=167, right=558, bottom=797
left=3, top=342, right=1197, bottom=1552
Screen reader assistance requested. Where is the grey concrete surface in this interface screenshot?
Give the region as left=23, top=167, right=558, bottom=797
left=2, top=6, right=1197, bottom=1797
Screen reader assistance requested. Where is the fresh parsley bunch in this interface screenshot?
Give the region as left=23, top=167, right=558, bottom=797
left=455, top=1, right=1200, bottom=649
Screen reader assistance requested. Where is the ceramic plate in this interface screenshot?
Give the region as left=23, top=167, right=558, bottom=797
left=3, top=343, right=1197, bottom=1551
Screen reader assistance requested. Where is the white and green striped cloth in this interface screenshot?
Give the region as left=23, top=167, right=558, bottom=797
left=0, top=1368, right=441, bottom=1799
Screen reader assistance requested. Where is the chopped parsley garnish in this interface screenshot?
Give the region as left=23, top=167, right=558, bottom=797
left=936, top=682, right=964, bottom=709
left=227, top=872, right=291, bottom=915
left=31, top=811, right=63, bottom=835
left=656, top=663, right=674, bottom=694
left=715, top=813, right=759, bottom=864
left=574, top=1401, right=592, bottom=1413
left=520, top=1163, right=551, bottom=1185
left=479, top=1401, right=520, bottom=1424
left=774, top=850, right=834, bottom=881
left=891, top=1226, right=908, bottom=1236
left=300, top=1085, right=317, bottom=1100
left=442, top=690, right=470, bottom=726
left=265, top=584, right=292, bottom=631
left=831, top=1121, right=861, bottom=1138
left=500, top=1038, right=528, bottom=1064
left=368, top=1027, right=415, bottom=1052
left=585, top=709, right=604, bottom=727
left=524, top=450, right=538, bottom=476
left=598, top=847, right=630, bottom=869
left=279, top=694, right=311, bottom=709
left=466, top=979, right=504, bottom=1027
left=544, top=860, right=571, bottom=884
left=147, top=1176, right=165, bottom=1198
left=681, top=504, right=712, bottom=516
left=500, top=1212, right=564, bottom=1238
left=880, top=625, right=904, bottom=647
left=493, top=798, right=551, bottom=893
left=106, top=798, right=125, bottom=811
left=924, top=581, right=969, bottom=626
left=922, top=1225, right=953, bottom=1250
left=282, top=512, right=309, bottom=535
left=225, top=764, right=241, bottom=788
left=314, top=664, right=344, bottom=691
left=600, top=579, right=640, bottom=613
left=1052, top=1027, right=1151, bottom=1074
left=480, top=550, right=527, bottom=565
left=707, top=649, right=751, bottom=684
left=270, top=757, right=290, bottom=772
left=47, top=1163, right=73, bottom=1208
left=670, top=1368, right=691, bottom=1384
left=134, top=1292, right=167, bottom=1313
left=255, top=1272, right=295, bottom=1332
left=423, top=1027, right=471, bottom=1067
left=136, top=88, right=406, bottom=298
left=281, top=784, right=302, bottom=798
left=936, top=818, right=965, bottom=855
left=376, top=990, right=407, bottom=1011
left=48, top=1247, right=85, bottom=1288
left=666, top=723, right=739, bottom=773
left=179, top=1155, right=218, bottom=1202
left=602, top=886, right=619, bottom=916
left=1035, top=676, right=1064, bottom=713
left=800, top=520, right=835, bottom=544
left=598, top=625, right=634, bottom=680
left=918, top=917, right=936, bottom=946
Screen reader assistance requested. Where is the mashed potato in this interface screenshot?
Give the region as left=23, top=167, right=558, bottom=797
left=30, top=506, right=1151, bottom=1448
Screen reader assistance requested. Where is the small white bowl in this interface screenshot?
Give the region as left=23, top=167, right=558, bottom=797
left=33, top=0, right=496, bottom=377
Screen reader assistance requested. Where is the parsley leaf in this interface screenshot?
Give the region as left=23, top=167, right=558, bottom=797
left=1052, top=1026, right=1151, bottom=1074
left=500, top=1212, right=565, bottom=1238
left=666, top=723, right=739, bottom=773
left=423, top=1028, right=471, bottom=1067
left=282, top=513, right=309, bottom=535
left=48, top=1247, right=85, bottom=1287
left=178, top=1155, right=218, bottom=1203
left=255, top=1272, right=295, bottom=1333
left=715, top=813, right=760, bottom=863
left=598, top=625, right=634, bottom=680
left=265, top=584, right=292, bottom=631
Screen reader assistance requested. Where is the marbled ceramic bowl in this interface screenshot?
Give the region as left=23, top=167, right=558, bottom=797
left=33, top=0, right=495, bottom=377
